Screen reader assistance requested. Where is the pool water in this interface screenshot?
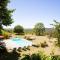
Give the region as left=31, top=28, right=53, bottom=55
left=4, top=37, right=32, bottom=49
left=12, top=38, right=32, bottom=47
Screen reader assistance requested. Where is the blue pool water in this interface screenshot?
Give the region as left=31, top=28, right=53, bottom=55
left=4, top=37, right=32, bottom=49
left=11, top=37, right=32, bottom=48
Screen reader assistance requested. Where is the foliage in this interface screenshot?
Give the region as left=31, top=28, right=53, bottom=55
left=21, top=54, right=31, bottom=60
left=51, top=20, right=60, bottom=47
left=2, top=30, right=10, bottom=39
left=45, top=28, right=58, bottom=39
left=21, top=53, right=41, bottom=60
left=14, top=25, right=24, bottom=35
left=0, top=47, right=60, bottom=60
left=21, top=52, right=60, bottom=60
left=4, top=28, right=13, bottom=33
left=0, top=0, right=14, bottom=35
left=34, top=23, right=45, bottom=36
left=51, top=55, right=60, bottom=60
left=21, top=51, right=47, bottom=60
left=31, top=53, right=41, bottom=60
left=0, top=0, right=14, bottom=26
left=0, top=29, right=2, bottom=35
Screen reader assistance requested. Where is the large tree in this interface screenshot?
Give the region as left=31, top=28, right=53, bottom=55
left=34, top=23, right=45, bottom=36
left=0, top=0, right=14, bottom=35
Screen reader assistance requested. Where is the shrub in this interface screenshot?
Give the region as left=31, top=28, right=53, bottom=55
left=2, top=30, right=10, bottom=39
left=41, top=41, right=48, bottom=48
left=14, top=25, right=24, bottom=35
left=21, top=51, right=47, bottom=60
left=21, top=52, right=60, bottom=60
left=31, top=53, right=41, bottom=60
left=51, top=55, right=60, bottom=60
left=21, top=54, right=31, bottom=60
left=21, top=53, right=41, bottom=60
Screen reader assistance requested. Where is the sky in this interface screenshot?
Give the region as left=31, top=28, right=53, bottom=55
left=5, top=0, right=60, bottom=28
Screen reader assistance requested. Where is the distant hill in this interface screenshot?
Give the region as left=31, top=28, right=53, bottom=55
left=24, top=29, right=33, bottom=34
left=24, top=28, right=53, bottom=34
left=4, top=28, right=53, bottom=34
left=45, top=28, right=53, bottom=32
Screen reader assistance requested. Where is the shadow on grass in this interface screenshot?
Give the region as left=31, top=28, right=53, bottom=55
left=21, top=52, right=60, bottom=60
left=21, top=53, right=42, bottom=60
left=0, top=46, right=60, bottom=60
left=0, top=47, right=20, bottom=60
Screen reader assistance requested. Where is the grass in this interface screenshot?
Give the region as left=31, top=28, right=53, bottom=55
left=1, top=35, right=60, bottom=60
left=17, top=35, right=60, bottom=56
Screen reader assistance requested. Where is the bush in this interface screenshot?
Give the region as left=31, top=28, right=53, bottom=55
left=31, top=53, right=41, bottom=60
left=14, top=25, right=24, bottom=35
left=51, top=55, right=60, bottom=60
left=21, top=51, right=60, bottom=60
left=41, top=41, right=48, bottom=48
left=2, top=30, right=10, bottom=39
left=21, top=53, right=41, bottom=60
left=21, top=51, right=47, bottom=60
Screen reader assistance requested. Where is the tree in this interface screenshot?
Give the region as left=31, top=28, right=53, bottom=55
left=51, top=20, right=60, bottom=46
left=14, top=25, right=24, bottom=35
left=0, top=0, right=14, bottom=35
left=34, top=23, right=45, bottom=36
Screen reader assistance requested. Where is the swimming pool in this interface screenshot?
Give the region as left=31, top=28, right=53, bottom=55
left=3, top=37, right=32, bottom=49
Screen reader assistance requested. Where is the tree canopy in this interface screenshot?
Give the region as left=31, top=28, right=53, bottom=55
left=52, top=20, right=60, bottom=46
left=34, top=23, right=45, bottom=36
left=0, top=0, right=14, bottom=26
left=0, top=0, right=14, bottom=35
left=14, top=25, right=24, bottom=35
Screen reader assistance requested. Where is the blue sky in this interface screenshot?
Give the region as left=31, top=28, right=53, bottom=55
left=6, top=0, right=60, bottom=28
